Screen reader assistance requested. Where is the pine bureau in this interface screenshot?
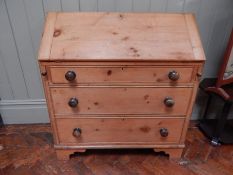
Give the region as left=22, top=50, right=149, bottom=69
left=38, top=12, right=205, bottom=160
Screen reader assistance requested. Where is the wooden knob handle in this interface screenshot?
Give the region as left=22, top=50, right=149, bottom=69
left=160, top=128, right=169, bottom=137
left=73, top=128, right=82, bottom=138
left=164, top=97, right=175, bottom=107
left=168, top=70, right=179, bottom=81
left=65, top=71, right=76, bottom=81
left=68, top=97, right=78, bottom=108
left=41, top=71, right=47, bottom=76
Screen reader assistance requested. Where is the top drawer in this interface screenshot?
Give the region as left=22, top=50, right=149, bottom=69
left=49, top=66, right=194, bottom=84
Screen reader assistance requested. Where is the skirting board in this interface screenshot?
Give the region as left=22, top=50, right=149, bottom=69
left=0, top=99, right=49, bottom=124
left=0, top=99, right=217, bottom=124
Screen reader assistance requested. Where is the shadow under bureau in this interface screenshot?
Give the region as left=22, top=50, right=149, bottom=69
left=38, top=12, right=205, bottom=160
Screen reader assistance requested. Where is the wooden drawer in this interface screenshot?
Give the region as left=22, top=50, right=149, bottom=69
left=49, top=66, right=194, bottom=84
left=56, top=118, right=184, bottom=144
left=50, top=86, right=192, bottom=116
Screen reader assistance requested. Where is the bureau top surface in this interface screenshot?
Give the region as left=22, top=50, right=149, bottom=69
left=38, top=12, right=205, bottom=62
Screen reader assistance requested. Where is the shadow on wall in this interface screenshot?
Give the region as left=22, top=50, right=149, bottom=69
left=193, top=90, right=228, bottom=120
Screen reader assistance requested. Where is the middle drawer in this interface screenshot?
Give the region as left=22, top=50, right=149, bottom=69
left=50, top=86, right=192, bottom=116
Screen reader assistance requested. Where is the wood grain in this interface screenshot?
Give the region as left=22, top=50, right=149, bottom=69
left=185, top=14, right=206, bottom=61
left=50, top=86, right=193, bottom=115
left=39, top=64, right=59, bottom=144
left=38, top=12, right=205, bottom=61
left=38, top=12, right=57, bottom=60
left=49, top=65, right=194, bottom=84
left=38, top=12, right=205, bottom=160
left=56, top=118, right=184, bottom=144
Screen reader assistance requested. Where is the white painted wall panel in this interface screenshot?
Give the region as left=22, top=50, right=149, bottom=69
left=116, top=0, right=132, bottom=12
left=23, top=0, right=45, bottom=56
left=0, top=58, right=13, bottom=100
left=5, top=0, right=44, bottom=99
left=150, top=0, right=167, bottom=12
left=80, top=0, right=98, bottom=11
left=98, top=0, right=116, bottom=11
left=166, top=0, right=185, bottom=12
left=61, top=0, right=79, bottom=11
left=133, top=0, right=150, bottom=12
left=43, top=0, right=62, bottom=14
left=0, top=0, right=28, bottom=99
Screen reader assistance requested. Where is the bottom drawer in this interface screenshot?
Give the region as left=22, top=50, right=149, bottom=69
left=56, top=118, right=184, bottom=145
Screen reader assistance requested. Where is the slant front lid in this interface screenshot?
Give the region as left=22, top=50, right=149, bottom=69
left=38, top=12, right=205, bottom=61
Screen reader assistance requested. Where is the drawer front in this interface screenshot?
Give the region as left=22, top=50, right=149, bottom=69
left=56, top=118, right=184, bottom=144
left=51, top=87, right=192, bottom=115
left=49, top=66, right=194, bottom=84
